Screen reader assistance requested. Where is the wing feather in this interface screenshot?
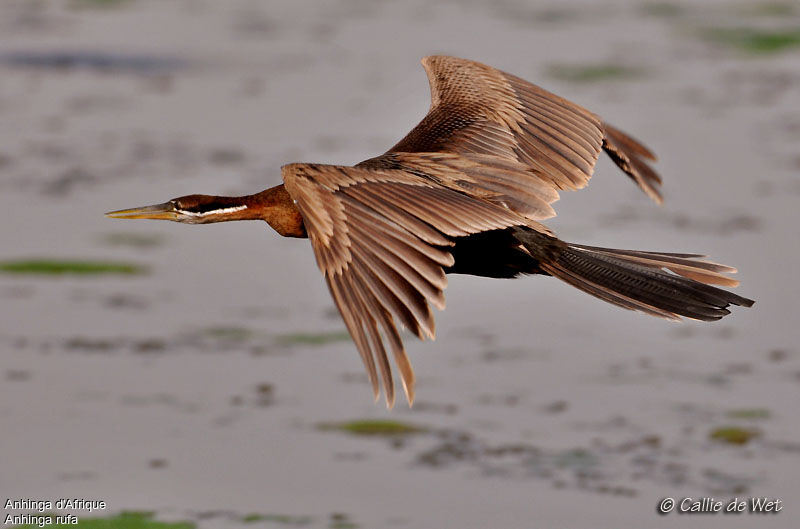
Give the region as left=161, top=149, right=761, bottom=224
left=374, top=55, right=661, bottom=203
left=326, top=273, right=380, bottom=398
left=350, top=216, right=444, bottom=320
left=602, top=122, right=663, bottom=203
left=349, top=250, right=425, bottom=340
left=344, top=271, right=395, bottom=406
left=282, top=162, right=525, bottom=406
left=343, top=185, right=454, bottom=246
left=366, top=152, right=559, bottom=221
left=346, top=214, right=449, bottom=303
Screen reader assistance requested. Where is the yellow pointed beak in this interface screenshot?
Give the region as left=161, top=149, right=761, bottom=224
left=105, top=202, right=179, bottom=221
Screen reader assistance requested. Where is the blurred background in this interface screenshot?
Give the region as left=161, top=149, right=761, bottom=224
left=1, top=1, right=798, bottom=528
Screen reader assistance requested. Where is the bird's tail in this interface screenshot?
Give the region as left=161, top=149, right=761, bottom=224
left=513, top=228, right=754, bottom=321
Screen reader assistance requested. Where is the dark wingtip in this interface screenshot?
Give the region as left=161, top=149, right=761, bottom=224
left=601, top=123, right=664, bottom=205
left=734, top=296, right=755, bottom=308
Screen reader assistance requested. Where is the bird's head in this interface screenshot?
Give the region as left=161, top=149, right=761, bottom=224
left=105, top=194, right=251, bottom=224
left=106, top=185, right=307, bottom=237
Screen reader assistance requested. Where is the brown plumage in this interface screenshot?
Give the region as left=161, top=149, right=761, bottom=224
left=106, top=55, right=754, bottom=407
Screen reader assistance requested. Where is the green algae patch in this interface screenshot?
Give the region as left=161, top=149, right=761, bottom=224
left=743, top=2, right=796, bottom=17
left=0, top=259, right=146, bottom=276
left=554, top=448, right=598, bottom=469
left=12, top=511, right=194, bottom=529
left=726, top=408, right=771, bottom=420
left=318, top=419, right=426, bottom=436
left=241, top=513, right=312, bottom=525
left=702, top=27, right=800, bottom=54
left=203, top=326, right=254, bottom=342
left=547, top=63, right=644, bottom=83
left=277, top=331, right=352, bottom=346
left=328, top=513, right=359, bottom=529
left=73, top=0, right=133, bottom=7
left=710, top=426, right=761, bottom=445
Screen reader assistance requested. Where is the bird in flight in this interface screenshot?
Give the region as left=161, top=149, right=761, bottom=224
left=107, top=56, right=754, bottom=407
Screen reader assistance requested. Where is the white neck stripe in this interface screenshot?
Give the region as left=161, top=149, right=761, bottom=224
left=181, top=205, right=248, bottom=217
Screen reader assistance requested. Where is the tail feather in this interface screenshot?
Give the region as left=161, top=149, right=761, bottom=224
left=546, top=254, right=685, bottom=321
left=515, top=229, right=754, bottom=321
left=554, top=249, right=745, bottom=320
left=571, top=244, right=741, bottom=287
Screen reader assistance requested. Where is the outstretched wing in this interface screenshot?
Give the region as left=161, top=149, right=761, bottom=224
left=366, top=55, right=662, bottom=202
left=282, top=162, right=526, bottom=407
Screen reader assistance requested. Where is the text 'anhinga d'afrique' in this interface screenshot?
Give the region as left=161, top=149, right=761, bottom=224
left=107, top=56, right=754, bottom=407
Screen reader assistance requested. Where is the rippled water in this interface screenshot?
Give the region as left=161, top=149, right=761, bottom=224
left=1, top=1, right=798, bottom=528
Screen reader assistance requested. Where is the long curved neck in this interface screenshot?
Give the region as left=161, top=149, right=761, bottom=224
left=217, top=184, right=306, bottom=238
left=252, top=184, right=307, bottom=238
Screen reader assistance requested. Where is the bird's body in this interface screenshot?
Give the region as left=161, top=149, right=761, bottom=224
left=107, top=56, right=753, bottom=407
